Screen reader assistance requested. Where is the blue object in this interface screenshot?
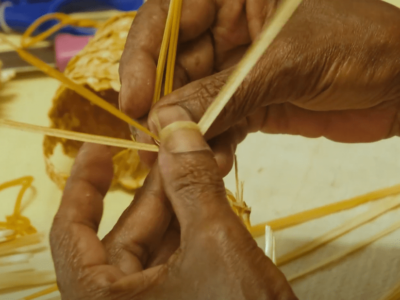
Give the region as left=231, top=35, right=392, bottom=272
left=0, top=0, right=143, bottom=35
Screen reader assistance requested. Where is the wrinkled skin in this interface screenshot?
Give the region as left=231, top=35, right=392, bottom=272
left=119, top=0, right=400, bottom=175
left=50, top=132, right=297, bottom=300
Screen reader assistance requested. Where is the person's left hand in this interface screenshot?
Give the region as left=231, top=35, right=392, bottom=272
left=50, top=127, right=296, bottom=299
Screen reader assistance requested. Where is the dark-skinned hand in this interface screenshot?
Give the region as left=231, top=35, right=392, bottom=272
left=50, top=122, right=297, bottom=299
left=119, top=0, right=400, bottom=175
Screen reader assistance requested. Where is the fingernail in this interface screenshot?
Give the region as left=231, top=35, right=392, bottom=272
left=160, top=121, right=209, bottom=153
left=150, top=105, right=192, bottom=136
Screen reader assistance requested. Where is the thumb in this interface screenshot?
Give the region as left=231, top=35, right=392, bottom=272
left=157, top=121, right=235, bottom=235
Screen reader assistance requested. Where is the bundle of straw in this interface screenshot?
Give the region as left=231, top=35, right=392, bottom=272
left=0, top=177, right=54, bottom=291
left=43, top=12, right=148, bottom=190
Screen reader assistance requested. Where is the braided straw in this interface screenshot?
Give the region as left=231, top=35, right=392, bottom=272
left=44, top=12, right=148, bottom=191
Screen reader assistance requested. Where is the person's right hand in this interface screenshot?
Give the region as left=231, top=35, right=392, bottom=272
left=120, top=0, right=400, bottom=172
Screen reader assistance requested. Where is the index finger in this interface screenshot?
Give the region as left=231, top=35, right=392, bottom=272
left=119, top=0, right=216, bottom=119
left=50, top=144, right=123, bottom=290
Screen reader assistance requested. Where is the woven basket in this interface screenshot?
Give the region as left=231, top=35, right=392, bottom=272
left=43, top=12, right=148, bottom=191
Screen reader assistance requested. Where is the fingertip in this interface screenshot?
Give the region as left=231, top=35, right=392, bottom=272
left=209, top=130, right=238, bottom=177
left=136, top=127, right=158, bottom=167
left=179, top=0, right=216, bottom=42
left=148, top=105, right=193, bottom=137
left=54, top=143, right=113, bottom=245
left=119, top=54, right=156, bottom=119
left=214, top=148, right=234, bottom=178
left=70, top=143, right=114, bottom=196
left=74, top=143, right=113, bottom=171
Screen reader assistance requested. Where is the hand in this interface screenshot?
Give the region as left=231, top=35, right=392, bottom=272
left=50, top=128, right=297, bottom=300
left=119, top=0, right=400, bottom=171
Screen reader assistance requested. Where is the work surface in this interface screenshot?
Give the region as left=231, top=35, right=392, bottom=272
left=2, top=2, right=400, bottom=299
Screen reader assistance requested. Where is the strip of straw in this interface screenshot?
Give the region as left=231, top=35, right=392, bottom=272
left=250, top=183, right=400, bottom=237
left=0, top=177, right=33, bottom=194
left=21, top=13, right=100, bottom=48
left=164, top=0, right=182, bottom=96
left=287, top=220, right=400, bottom=282
left=0, top=34, right=158, bottom=141
left=198, top=0, right=302, bottom=135
left=0, top=176, right=35, bottom=238
left=0, top=270, right=55, bottom=291
left=380, top=282, right=400, bottom=300
left=152, top=0, right=175, bottom=104
left=8, top=176, right=33, bottom=218
left=0, top=119, right=159, bottom=152
left=0, top=230, right=15, bottom=239
left=0, top=253, right=32, bottom=265
left=277, top=196, right=400, bottom=266
left=14, top=244, right=47, bottom=254
left=22, top=284, right=59, bottom=300
left=0, top=233, right=43, bottom=256
left=0, top=263, right=32, bottom=273
left=265, top=226, right=276, bottom=264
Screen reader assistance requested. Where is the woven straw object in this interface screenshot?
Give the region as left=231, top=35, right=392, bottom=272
left=43, top=12, right=148, bottom=191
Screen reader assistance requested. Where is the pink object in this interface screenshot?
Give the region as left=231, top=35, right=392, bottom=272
left=55, top=34, right=92, bottom=72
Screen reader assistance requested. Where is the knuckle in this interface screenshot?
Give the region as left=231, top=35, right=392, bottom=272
left=171, top=153, right=226, bottom=202
left=176, top=73, right=226, bottom=122
left=103, top=239, right=124, bottom=265
left=194, top=70, right=260, bottom=125
left=174, top=70, right=256, bottom=129
left=172, top=170, right=223, bottom=200
left=103, top=232, right=149, bottom=267
left=159, top=0, right=171, bottom=13
left=196, top=76, right=225, bottom=115
left=199, top=220, right=236, bottom=244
